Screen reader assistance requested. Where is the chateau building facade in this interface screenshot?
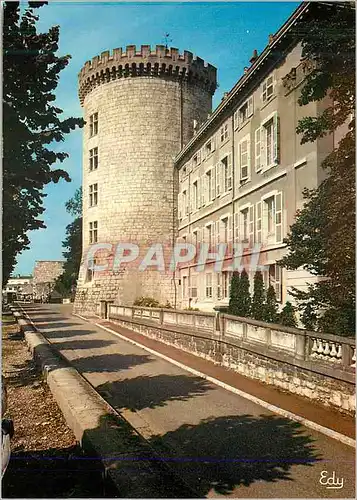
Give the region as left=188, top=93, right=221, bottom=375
left=74, top=1, right=338, bottom=315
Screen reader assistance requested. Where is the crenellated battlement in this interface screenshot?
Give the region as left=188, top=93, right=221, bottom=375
left=78, top=44, right=217, bottom=105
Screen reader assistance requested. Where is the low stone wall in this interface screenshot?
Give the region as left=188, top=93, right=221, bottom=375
left=107, top=304, right=356, bottom=415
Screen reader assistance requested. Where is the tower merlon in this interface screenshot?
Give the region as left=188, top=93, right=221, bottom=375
left=78, top=44, right=217, bottom=105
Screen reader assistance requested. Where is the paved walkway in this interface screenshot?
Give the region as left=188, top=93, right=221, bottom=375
left=21, top=304, right=355, bottom=498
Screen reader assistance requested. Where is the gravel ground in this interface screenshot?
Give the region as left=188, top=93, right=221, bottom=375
left=1, top=312, right=113, bottom=498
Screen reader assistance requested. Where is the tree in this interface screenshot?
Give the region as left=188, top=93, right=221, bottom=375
left=238, top=268, right=251, bottom=318
left=264, top=286, right=279, bottom=324
left=280, top=302, right=297, bottom=328
left=278, top=2, right=355, bottom=335
left=251, top=271, right=265, bottom=321
left=54, top=188, right=82, bottom=297
left=3, top=1, right=84, bottom=285
left=228, top=271, right=240, bottom=316
left=300, top=302, right=317, bottom=331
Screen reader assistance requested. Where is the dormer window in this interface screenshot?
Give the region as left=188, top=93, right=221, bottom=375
left=262, top=75, right=275, bottom=103
left=192, top=151, right=201, bottom=168
left=234, top=97, right=254, bottom=129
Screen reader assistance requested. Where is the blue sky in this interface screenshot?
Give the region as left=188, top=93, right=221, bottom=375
left=14, top=0, right=299, bottom=276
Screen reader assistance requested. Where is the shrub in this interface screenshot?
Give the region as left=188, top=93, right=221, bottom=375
left=228, top=271, right=240, bottom=316
left=251, top=271, right=266, bottom=321
left=265, top=285, right=279, bottom=323
left=133, top=296, right=161, bottom=308
left=280, top=301, right=298, bottom=328
left=239, top=268, right=251, bottom=317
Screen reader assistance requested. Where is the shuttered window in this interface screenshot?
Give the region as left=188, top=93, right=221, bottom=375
left=239, top=135, right=251, bottom=181
left=260, top=112, right=279, bottom=171
left=255, top=128, right=261, bottom=172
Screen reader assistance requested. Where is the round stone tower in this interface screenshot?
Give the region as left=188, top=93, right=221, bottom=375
left=74, top=44, right=217, bottom=314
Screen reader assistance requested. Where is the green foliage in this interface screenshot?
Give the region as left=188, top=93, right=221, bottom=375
left=54, top=188, right=82, bottom=297
left=299, top=302, right=317, bottom=331
left=239, top=269, right=251, bottom=317
left=3, top=1, right=84, bottom=285
left=297, top=3, right=355, bottom=143
left=251, top=271, right=266, bottom=321
left=133, top=297, right=161, bottom=308
left=264, top=286, right=279, bottom=324
left=228, top=271, right=240, bottom=316
left=184, top=307, right=200, bottom=311
left=279, top=2, right=355, bottom=336
left=280, top=302, right=297, bottom=328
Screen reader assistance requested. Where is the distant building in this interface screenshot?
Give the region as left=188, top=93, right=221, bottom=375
left=3, top=275, right=33, bottom=299
left=33, top=260, right=65, bottom=302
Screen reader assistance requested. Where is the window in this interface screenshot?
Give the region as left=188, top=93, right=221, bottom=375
left=260, top=113, right=279, bottom=171
left=205, top=138, right=214, bottom=156
left=193, top=180, right=198, bottom=211
left=222, top=271, right=232, bottom=299
left=240, top=208, right=249, bottom=242
left=239, top=136, right=250, bottom=181
left=189, top=275, right=197, bottom=298
left=238, top=97, right=254, bottom=128
left=262, top=75, right=274, bottom=103
left=268, top=264, right=282, bottom=302
left=89, top=112, right=98, bottom=136
left=89, top=183, right=98, bottom=207
left=206, top=170, right=212, bottom=202
left=221, top=155, right=232, bottom=192
left=207, top=224, right=213, bottom=248
left=216, top=273, right=221, bottom=299
left=265, top=118, right=274, bottom=167
left=255, top=129, right=261, bottom=172
left=89, top=221, right=98, bottom=243
left=86, top=258, right=95, bottom=282
left=206, top=273, right=213, bottom=298
left=89, top=147, right=98, bottom=171
left=221, top=217, right=228, bottom=243
left=193, top=230, right=198, bottom=250
left=220, top=123, right=229, bottom=143
left=182, top=190, right=188, bottom=216
left=192, top=151, right=200, bottom=168
left=262, top=192, right=283, bottom=243
left=182, top=276, right=188, bottom=299
left=266, top=196, right=275, bottom=234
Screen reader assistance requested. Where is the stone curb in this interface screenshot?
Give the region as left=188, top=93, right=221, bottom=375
left=9, top=305, right=199, bottom=498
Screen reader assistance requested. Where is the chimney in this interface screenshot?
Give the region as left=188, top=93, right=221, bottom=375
left=269, top=34, right=275, bottom=44
left=244, top=67, right=249, bottom=74
left=250, top=49, right=258, bottom=65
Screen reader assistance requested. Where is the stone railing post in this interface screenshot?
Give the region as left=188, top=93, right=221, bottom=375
left=295, top=332, right=306, bottom=360
left=159, top=308, right=164, bottom=325
left=107, top=300, right=114, bottom=320
left=99, top=300, right=106, bottom=319
left=220, top=314, right=225, bottom=340
left=342, top=343, right=351, bottom=368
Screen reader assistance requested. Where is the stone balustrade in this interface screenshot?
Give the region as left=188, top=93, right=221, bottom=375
left=106, top=302, right=355, bottom=413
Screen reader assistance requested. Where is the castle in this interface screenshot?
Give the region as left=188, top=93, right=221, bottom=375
left=74, top=1, right=342, bottom=316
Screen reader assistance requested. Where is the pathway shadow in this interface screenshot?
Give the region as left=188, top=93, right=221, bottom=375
left=34, top=322, right=81, bottom=330
left=149, top=413, right=321, bottom=496
left=71, top=352, right=153, bottom=373
left=30, top=316, right=68, bottom=324
left=50, top=338, right=115, bottom=350
left=97, top=374, right=215, bottom=411
left=2, top=444, right=105, bottom=498
left=44, top=329, right=95, bottom=339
